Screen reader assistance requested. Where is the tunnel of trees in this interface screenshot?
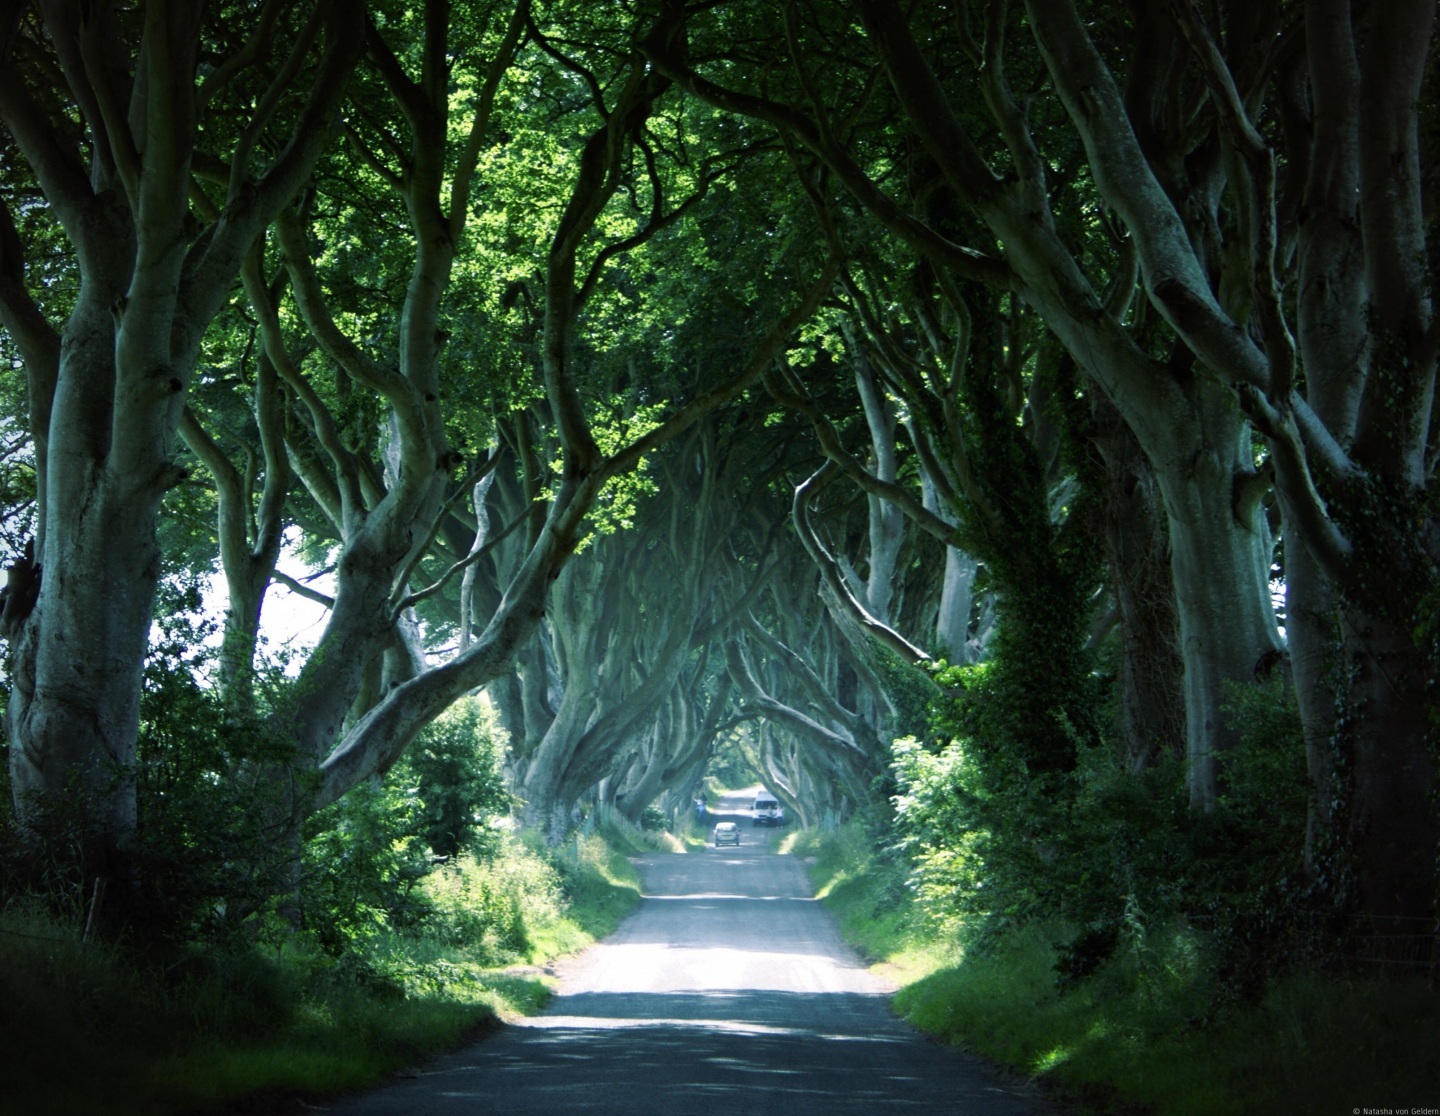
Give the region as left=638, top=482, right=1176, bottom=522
left=0, top=0, right=1436, bottom=1010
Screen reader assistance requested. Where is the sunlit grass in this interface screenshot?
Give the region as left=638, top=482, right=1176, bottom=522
left=506, top=826, right=646, bottom=961
left=787, top=822, right=952, bottom=983
left=673, top=810, right=715, bottom=849
left=892, top=921, right=1440, bottom=1114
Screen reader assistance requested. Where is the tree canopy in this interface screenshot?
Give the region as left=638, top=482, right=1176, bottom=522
left=1, top=0, right=1436, bottom=959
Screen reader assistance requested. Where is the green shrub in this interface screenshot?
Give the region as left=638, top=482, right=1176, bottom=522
left=300, top=775, right=432, bottom=953
left=794, top=817, right=951, bottom=982
left=417, top=837, right=566, bottom=963
left=534, top=830, right=642, bottom=954
left=891, top=670, right=1313, bottom=993
left=298, top=697, right=515, bottom=954
left=0, top=589, right=645, bottom=1113
left=0, top=824, right=649, bottom=1115
left=405, top=697, right=513, bottom=860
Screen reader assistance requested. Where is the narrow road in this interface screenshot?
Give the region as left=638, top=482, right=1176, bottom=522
left=322, top=811, right=1057, bottom=1115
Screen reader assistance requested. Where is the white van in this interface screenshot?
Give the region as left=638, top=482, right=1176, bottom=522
left=752, top=791, right=784, bottom=827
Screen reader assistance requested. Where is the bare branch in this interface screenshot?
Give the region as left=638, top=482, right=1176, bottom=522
left=792, top=463, right=931, bottom=665
left=274, top=211, right=416, bottom=407
left=272, top=568, right=336, bottom=609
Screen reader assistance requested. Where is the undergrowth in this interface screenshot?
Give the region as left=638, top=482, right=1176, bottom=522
left=793, top=820, right=1440, bottom=1116
left=0, top=826, right=642, bottom=1116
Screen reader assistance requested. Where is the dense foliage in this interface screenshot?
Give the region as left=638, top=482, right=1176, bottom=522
left=894, top=672, right=1312, bottom=993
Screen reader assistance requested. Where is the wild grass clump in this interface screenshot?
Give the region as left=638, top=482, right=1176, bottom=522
left=532, top=829, right=644, bottom=954
left=418, top=836, right=567, bottom=962
left=790, top=817, right=956, bottom=985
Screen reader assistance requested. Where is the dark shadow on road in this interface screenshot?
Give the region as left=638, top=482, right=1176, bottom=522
left=369, top=989, right=1044, bottom=1116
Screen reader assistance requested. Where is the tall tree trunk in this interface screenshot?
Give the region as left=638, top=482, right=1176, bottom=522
left=1152, top=412, right=1279, bottom=809
left=1, top=3, right=362, bottom=877
left=1284, top=539, right=1339, bottom=876
left=1093, top=397, right=1186, bottom=773
left=1341, top=613, right=1437, bottom=919
left=935, top=548, right=980, bottom=663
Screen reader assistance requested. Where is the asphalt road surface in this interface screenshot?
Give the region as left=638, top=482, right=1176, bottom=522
left=320, top=811, right=1058, bottom=1115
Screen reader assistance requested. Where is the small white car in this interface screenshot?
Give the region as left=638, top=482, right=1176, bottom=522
left=713, top=821, right=740, bottom=847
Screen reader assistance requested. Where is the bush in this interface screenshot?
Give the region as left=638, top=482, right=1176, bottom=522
left=298, top=696, right=515, bottom=954
left=300, top=776, right=432, bottom=953
left=891, top=670, right=1313, bottom=992
left=0, top=588, right=303, bottom=950
left=417, top=837, right=566, bottom=963
left=0, top=590, right=647, bottom=1113
left=801, top=822, right=1440, bottom=1116
left=0, top=823, right=648, bottom=1115
left=405, top=697, right=512, bottom=860
left=793, top=817, right=948, bottom=982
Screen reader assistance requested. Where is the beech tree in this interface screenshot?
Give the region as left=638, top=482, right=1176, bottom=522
left=724, top=435, right=919, bottom=813
left=507, top=430, right=732, bottom=833
left=0, top=1, right=364, bottom=867
left=0, top=2, right=837, bottom=891
left=3, top=0, right=1431, bottom=946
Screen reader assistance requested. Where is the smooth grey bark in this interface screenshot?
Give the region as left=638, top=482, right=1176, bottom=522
left=313, top=262, right=839, bottom=812
left=1283, top=539, right=1338, bottom=873
left=908, top=421, right=986, bottom=664
left=854, top=356, right=905, bottom=625
left=1159, top=433, right=1275, bottom=804
left=512, top=424, right=752, bottom=831
left=0, top=4, right=363, bottom=858
left=935, top=548, right=981, bottom=664
left=481, top=444, right=560, bottom=757
left=1276, top=0, right=1437, bottom=919
left=511, top=542, right=627, bottom=832
left=1021, top=0, right=1437, bottom=910
left=618, top=676, right=727, bottom=828
left=721, top=538, right=891, bottom=805
left=296, top=0, right=841, bottom=816
left=179, top=255, right=293, bottom=706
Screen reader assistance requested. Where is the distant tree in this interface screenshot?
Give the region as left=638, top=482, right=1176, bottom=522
left=283, top=2, right=837, bottom=825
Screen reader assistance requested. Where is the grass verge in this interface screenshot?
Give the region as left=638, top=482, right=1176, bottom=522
left=789, top=822, right=1440, bottom=1115
left=0, top=827, right=644, bottom=1116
